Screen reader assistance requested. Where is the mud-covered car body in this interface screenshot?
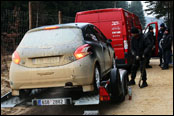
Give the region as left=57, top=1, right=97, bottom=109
left=9, top=23, right=115, bottom=96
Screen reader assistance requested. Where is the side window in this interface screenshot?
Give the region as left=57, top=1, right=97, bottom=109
left=90, top=26, right=107, bottom=43
left=144, top=24, right=156, bottom=36
left=84, top=26, right=98, bottom=42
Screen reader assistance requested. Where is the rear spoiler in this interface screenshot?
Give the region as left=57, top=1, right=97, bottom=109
left=27, top=26, right=80, bottom=33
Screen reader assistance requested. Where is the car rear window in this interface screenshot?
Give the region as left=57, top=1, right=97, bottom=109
left=19, top=28, right=83, bottom=48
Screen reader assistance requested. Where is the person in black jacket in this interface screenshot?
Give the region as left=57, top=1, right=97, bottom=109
left=128, top=27, right=151, bottom=88
left=158, top=23, right=166, bottom=67
left=145, top=26, right=155, bottom=68
left=160, top=28, right=173, bottom=70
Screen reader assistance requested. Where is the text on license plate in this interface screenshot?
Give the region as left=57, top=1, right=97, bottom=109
left=38, top=98, right=65, bottom=105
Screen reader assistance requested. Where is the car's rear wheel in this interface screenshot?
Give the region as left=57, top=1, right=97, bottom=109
left=94, top=66, right=100, bottom=94
left=19, top=89, right=32, bottom=98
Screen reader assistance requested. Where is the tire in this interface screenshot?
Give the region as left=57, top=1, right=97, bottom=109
left=19, top=89, right=32, bottom=98
left=93, top=66, right=101, bottom=94
left=110, top=68, right=125, bottom=103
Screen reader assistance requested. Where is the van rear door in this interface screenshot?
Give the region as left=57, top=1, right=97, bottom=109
left=143, top=22, right=159, bottom=57
left=75, top=13, right=100, bottom=28
left=98, top=11, right=124, bottom=59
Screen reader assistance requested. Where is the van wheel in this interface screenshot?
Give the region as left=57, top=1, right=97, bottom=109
left=93, top=66, right=101, bottom=94
left=110, top=68, right=125, bottom=103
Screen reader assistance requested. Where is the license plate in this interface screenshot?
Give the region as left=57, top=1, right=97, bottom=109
left=37, top=98, right=67, bottom=106
left=32, top=57, right=59, bottom=64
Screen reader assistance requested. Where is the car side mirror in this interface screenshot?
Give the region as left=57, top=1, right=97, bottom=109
left=106, top=39, right=112, bottom=44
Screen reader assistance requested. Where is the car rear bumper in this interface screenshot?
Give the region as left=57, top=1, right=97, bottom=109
left=9, top=56, right=95, bottom=91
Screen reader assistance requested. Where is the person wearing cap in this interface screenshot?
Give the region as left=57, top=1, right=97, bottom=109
left=160, top=28, right=172, bottom=70
left=144, top=26, right=155, bottom=68
left=128, top=27, right=151, bottom=88
left=158, top=23, right=166, bottom=67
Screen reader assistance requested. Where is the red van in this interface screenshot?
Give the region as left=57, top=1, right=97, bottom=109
left=75, top=8, right=158, bottom=68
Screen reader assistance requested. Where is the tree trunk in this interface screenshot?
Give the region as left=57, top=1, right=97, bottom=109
left=58, top=11, right=62, bottom=24
left=29, top=1, right=32, bottom=29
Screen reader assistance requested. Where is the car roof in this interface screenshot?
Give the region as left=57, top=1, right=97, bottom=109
left=30, top=23, right=92, bottom=31
left=76, top=8, right=124, bottom=15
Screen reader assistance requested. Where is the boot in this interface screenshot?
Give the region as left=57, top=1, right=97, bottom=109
left=162, top=67, right=169, bottom=70
left=160, top=64, right=164, bottom=68
left=128, top=79, right=135, bottom=86
left=146, top=65, right=152, bottom=68
left=140, top=81, right=148, bottom=88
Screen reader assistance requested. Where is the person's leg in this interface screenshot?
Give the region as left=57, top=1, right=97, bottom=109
left=162, top=50, right=168, bottom=69
left=140, top=59, right=148, bottom=88
left=146, top=51, right=152, bottom=68
left=169, top=50, right=172, bottom=64
left=159, top=48, right=163, bottom=66
left=161, top=49, right=165, bottom=68
left=129, top=59, right=139, bottom=85
left=146, top=55, right=150, bottom=66
left=163, top=50, right=171, bottom=69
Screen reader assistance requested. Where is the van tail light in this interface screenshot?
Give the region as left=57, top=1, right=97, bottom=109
left=74, top=44, right=92, bottom=60
left=124, top=40, right=128, bottom=52
left=99, top=86, right=110, bottom=101
left=12, top=51, right=21, bottom=64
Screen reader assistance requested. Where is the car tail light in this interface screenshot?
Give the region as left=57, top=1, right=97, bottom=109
left=124, top=40, right=128, bottom=52
left=74, top=44, right=92, bottom=60
left=12, top=51, right=21, bottom=64
left=99, top=86, right=110, bottom=101
left=44, top=26, right=59, bottom=30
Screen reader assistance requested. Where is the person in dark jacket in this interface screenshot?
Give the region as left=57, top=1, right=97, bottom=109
left=128, top=27, right=151, bottom=88
left=158, top=23, right=166, bottom=67
left=145, top=26, right=155, bottom=68
left=160, top=28, right=173, bottom=70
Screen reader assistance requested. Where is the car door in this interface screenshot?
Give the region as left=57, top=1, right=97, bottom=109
left=143, top=22, right=159, bottom=57
left=90, top=25, right=112, bottom=71
left=82, top=25, right=105, bottom=74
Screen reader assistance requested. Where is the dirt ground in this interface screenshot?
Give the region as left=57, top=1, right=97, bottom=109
left=1, top=58, right=173, bottom=115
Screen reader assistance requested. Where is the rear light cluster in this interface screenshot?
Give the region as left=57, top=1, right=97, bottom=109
left=123, top=40, right=128, bottom=52
left=74, top=44, right=92, bottom=60
left=123, top=40, right=128, bottom=64
left=99, top=86, right=110, bottom=101
left=12, top=51, right=21, bottom=64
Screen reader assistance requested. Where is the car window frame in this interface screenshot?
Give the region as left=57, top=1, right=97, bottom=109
left=90, top=25, right=107, bottom=43
left=83, top=25, right=99, bottom=42
left=89, top=25, right=106, bottom=43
